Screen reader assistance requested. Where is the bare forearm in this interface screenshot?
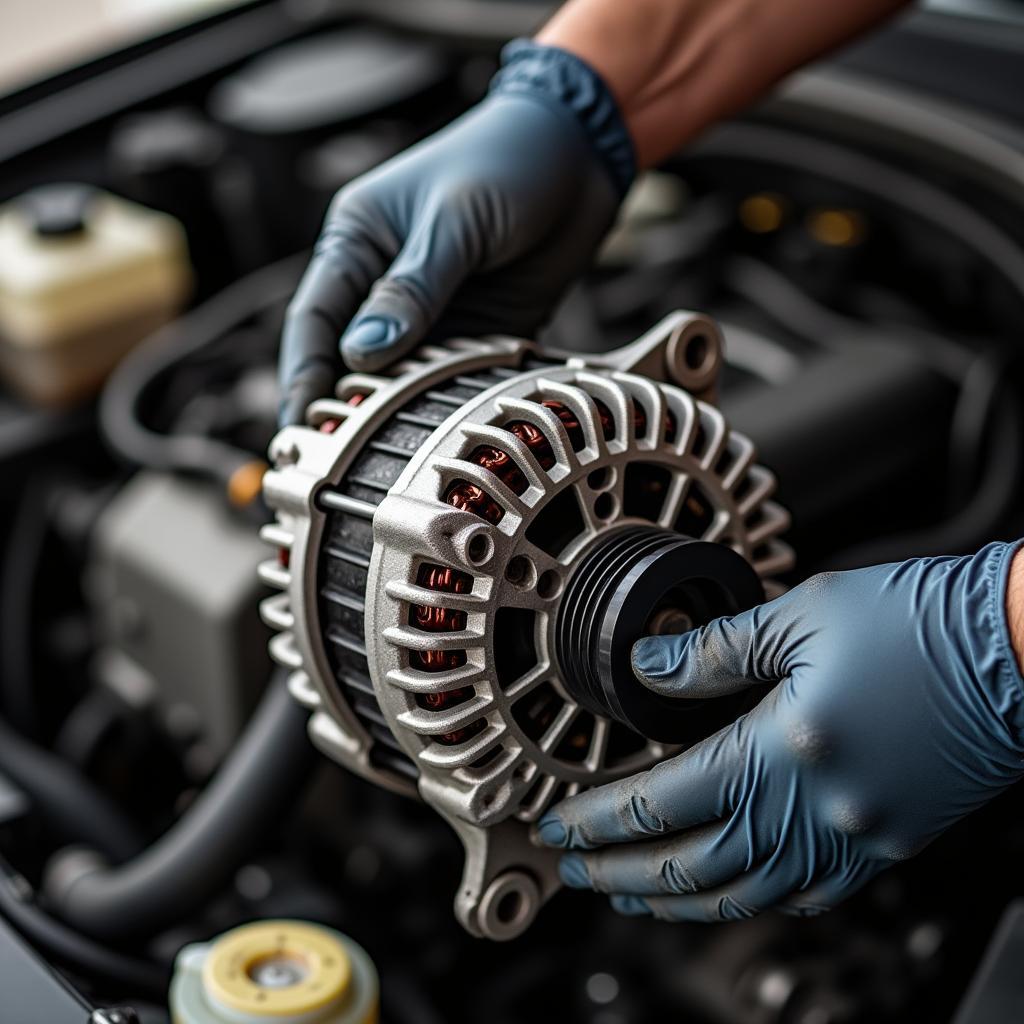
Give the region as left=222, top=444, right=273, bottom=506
left=537, top=0, right=910, bottom=168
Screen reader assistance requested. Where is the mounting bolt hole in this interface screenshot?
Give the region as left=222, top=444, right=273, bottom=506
left=685, top=333, right=709, bottom=370
left=537, top=570, right=562, bottom=600
left=496, top=889, right=524, bottom=925
left=593, top=493, right=617, bottom=521
left=467, top=533, right=492, bottom=565
left=477, top=869, right=540, bottom=940
left=587, top=466, right=613, bottom=491
left=505, top=555, right=536, bottom=590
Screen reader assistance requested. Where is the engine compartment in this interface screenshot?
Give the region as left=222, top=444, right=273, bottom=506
left=2, top=3, right=1024, bottom=1021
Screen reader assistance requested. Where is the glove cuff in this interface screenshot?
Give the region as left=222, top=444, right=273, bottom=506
left=491, top=39, right=636, bottom=197
left=961, top=540, right=1024, bottom=755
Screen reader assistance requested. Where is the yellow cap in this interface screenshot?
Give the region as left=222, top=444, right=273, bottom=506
left=202, top=920, right=352, bottom=1018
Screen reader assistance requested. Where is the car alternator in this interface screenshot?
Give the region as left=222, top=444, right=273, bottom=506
left=259, top=311, right=792, bottom=940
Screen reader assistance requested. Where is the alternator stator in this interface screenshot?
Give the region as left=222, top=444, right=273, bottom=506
left=259, top=311, right=792, bottom=939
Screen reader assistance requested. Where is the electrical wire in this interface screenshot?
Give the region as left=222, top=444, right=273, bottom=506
left=98, top=254, right=305, bottom=487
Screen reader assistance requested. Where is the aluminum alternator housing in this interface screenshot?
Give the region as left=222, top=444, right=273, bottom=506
left=259, top=311, right=792, bottom=940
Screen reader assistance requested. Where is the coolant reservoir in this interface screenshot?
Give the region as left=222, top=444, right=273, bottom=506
left=170, top=920, right=379, bottom=1024
left=0, top=184, right=190, bottom=404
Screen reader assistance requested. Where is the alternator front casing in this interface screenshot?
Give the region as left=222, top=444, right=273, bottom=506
left=259, top=312, right=791, bottom=939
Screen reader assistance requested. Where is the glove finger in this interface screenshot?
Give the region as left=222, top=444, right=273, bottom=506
left=560, top=821, right=754, bottom=897
left=279, top=217, right=390, bottom=426
left=536, top=718, right=745, bottom=850
left=340, top=200, right=479, bottom=372
left=632, top=857, right=804, bottom=923
left=631, top=596, right=795, bottom=700
left=609, top=894, right=653, bottom=917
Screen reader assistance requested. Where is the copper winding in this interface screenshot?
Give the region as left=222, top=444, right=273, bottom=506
left=420, top=686, right=472, bottom=711
left=444, top=481, right=504, bottom=524
left=438, top=719, right=486, bottom=746
left=412, top=649, right=466, bottom=672
left=594, top=399, right=615, bottom=440
left=411, top=563, right=473, bottom=711
left=631, top=398, right=677, bottom=442
left=468, top=445, right=528, bottom=495
left=505, top=420, right=556, bottom=470
left=412, top=563, right=483, bottom=744
left=541, top=400, right=584, bottom=450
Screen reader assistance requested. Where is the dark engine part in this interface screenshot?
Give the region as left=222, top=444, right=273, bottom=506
left=723, top=339, right=959, bottom=561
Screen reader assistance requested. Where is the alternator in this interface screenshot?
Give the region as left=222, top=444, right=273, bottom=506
left=259, top=311, right=792, bottom=939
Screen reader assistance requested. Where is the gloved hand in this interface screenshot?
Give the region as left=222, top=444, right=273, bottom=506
left=277, top=40, right=635, bottom=425
left=537, top=542, right=1024, bottom=922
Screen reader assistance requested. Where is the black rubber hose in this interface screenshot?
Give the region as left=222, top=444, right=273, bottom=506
left=0, top=477, right=47, bottom=737
left=0, top=719, right=143, bottom=864
left=0, top=860, right=169, bottom=997
left=98, top=255, right=304, bottom=486
left=43, top=675, right=314, bottom=941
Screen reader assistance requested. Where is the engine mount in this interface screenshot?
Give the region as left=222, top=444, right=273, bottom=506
left=259, top=311, right=792, bottom=939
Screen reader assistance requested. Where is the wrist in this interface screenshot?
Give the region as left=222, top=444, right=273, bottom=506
left=535, top=0, right=912, bottom=169
left=489, top=39, right=636, bottom=197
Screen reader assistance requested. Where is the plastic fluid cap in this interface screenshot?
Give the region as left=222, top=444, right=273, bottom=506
left=170, top=920, right=378, bottom=1024
left=17, top=183, right=97, bottom=237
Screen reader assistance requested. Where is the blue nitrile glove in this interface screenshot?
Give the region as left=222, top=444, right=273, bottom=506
left=277, top=39, right=635, bottom=425
left=537, top=542, right=1024, bottom=922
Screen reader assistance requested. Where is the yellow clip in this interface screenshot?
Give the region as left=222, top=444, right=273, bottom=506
left=227, top=460, right=268, bottom=508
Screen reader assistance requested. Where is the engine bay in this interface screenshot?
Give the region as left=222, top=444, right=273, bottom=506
left=2, top=2, right=1024, bottom=1022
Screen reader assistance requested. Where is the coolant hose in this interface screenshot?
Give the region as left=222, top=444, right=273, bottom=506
left=42, top=674, right=314, bottom=941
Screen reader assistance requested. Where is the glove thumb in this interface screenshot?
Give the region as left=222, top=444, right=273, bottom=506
left=340, top=203, right=476, bottom=371
left=631, top=600, right=787, bottom=699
